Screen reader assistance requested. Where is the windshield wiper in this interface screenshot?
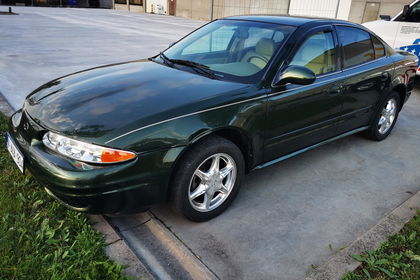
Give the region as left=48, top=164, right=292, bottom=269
left=156, top=54, right=218, bottom=79
left=171, top=59, right=215, bottom=76
left=158, top=52, right=174, bottom=67
left=170, top=58, right=218, bottom=79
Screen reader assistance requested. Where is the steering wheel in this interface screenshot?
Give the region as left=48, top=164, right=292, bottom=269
left=247, top=55, right=269, bottom=65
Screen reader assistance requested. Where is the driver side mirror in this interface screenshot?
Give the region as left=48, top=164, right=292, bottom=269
left=379, top=15, right=391, bottom=21
left=273, top=65, right=316, bottom=87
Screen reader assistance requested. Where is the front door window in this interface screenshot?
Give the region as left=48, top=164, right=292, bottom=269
left=289, top=31, right=336, bottom=75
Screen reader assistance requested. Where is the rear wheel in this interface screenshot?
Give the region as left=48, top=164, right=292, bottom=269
left=364, top=91, right=401, bottom=141
left=170, top=136, right=244, bottom=222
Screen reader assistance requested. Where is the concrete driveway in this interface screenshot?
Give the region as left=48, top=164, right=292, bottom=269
left=0, top=6, right=203, bottom=109
left=1, top=7, right=419, bottom=280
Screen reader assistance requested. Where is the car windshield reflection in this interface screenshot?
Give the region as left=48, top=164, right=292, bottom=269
left=160, top=20, right=295, bottom=83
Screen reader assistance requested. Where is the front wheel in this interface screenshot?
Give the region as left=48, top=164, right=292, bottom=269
left=170, top=136, right=245, bottom=222
left=364, top=91, right=401, bottom=141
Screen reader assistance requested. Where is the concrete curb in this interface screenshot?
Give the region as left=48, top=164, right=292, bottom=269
left=89, top=215, right=154, bottom=280
left=0, top=91, right=15, bottom=117
left=106, top=212, right=219, bottom=280
left=306, top=190, right=420, bottom=280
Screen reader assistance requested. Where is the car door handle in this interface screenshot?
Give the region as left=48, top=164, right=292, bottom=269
left=329, top=85, right=344, bottom=95
left=380, top=72, right=390, bottom=81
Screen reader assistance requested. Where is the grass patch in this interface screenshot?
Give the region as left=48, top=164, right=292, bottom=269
left=0, top=113, right=127, bottom=279
left=343, top=211, right=420, bottom=280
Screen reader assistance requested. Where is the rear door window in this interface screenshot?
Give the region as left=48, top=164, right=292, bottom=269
left=336, top=26, right=375, bottom=68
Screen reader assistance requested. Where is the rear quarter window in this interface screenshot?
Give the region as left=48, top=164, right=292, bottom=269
left=371, top=35, right=385, bottom=58
left=336, top=26, right=375, bottom=68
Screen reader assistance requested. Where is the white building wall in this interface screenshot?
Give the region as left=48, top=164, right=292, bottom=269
left=336, top=0, right=352, bottom=20
left=348, top=0, right=412, bottom=23
left=212, top=0, right=289, bottom=19
left=248, top=0, right=289, bottom=15
left=289, top=0, right=339, bottom=18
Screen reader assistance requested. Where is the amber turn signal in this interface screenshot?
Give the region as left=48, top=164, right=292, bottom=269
left=101, top=150, right=137, bottom=163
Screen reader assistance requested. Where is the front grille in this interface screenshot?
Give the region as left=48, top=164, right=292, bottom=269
left=16, top=111, right=46, bottom=144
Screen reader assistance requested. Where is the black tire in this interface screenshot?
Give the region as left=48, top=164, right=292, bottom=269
left=364, top=91, right=401, bottom=141
left=170, top=135, right=245, bottom=222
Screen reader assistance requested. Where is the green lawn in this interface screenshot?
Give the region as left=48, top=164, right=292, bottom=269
left=0, top=113, right=127, bottom=280
left=343, top=211, right=420, bottom=280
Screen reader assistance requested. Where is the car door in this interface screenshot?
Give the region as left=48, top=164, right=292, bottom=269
left=334, top=25, right=394, bottom=134
left=264, top=26, right=345, bottom=162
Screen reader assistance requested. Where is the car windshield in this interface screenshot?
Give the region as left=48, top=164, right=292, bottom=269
left=160, top=19, right=295, bottom=83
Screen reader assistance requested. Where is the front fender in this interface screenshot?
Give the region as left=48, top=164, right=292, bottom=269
left=108, top=91, right=267, bottom=158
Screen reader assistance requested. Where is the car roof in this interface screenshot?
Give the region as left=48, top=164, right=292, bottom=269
left=223, top=15, right=357, bottom=28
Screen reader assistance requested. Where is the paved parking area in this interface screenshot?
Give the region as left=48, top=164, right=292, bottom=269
left=1, top=7, right=419, bottom=279
left=0, top=6, right=203, bottom=109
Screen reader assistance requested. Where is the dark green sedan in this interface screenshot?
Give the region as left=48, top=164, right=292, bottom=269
left=6, top=16, right=417, bottom=221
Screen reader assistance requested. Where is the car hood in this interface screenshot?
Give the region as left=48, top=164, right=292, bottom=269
left=24, top=59, right=249, bottom=144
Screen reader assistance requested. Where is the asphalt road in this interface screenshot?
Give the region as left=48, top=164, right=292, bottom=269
left=1, top=7, right=419, bottom=279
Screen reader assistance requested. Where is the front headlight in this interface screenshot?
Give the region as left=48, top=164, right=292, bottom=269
left=42, top=132, right=136, bottom=164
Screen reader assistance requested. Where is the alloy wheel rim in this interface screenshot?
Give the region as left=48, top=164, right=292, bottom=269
left=378, top=98, right=397, bottom=135
left=188, top=153, right=237, bottom=212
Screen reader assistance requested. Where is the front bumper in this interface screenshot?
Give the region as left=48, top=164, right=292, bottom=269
left=8, top=110, right=182, bottom=214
